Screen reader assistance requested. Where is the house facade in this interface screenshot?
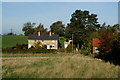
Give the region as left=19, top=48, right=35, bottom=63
left=28, top=32, right=59, bottom=49
left=64, top=40, right=72, bottom=48
left=92, top=38, right=101, bottom=54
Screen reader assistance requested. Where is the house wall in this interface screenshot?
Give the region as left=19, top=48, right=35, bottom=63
left=93, top=47, right=100, bottom=54
left=64, top=42, right=69, bottom=48
left=92, top=38, right=101, bottom=54
left=28, top=40, right=35, bottom=48
left=64, top=40, right=72, bottom=48
left=28, top=40, right=58, bottom=49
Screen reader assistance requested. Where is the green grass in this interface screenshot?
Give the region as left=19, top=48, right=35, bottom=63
left=59, top=37, right=66, bottom=47
left=2, top=35, right=28, bottom=48
left=2, top=53, right=119, bottom=78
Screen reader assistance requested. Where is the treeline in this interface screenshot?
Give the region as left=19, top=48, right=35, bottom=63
left=22, top=21, right=65, bottom=36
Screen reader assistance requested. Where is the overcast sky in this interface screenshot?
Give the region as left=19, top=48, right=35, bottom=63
left=1, top=2, right=118, bottom=34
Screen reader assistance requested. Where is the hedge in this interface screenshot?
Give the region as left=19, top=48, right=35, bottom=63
left=2, top=48, right=57, bottom=54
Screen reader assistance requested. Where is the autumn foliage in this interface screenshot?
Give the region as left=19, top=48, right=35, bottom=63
left=99, top=29, right=114, bottom=52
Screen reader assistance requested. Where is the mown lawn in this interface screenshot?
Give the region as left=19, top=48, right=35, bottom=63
left=2, top=53, right=119, bottom=78
left=2, top=35, right=28, bottom=48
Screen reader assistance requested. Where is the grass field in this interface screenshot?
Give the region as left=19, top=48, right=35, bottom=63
left=2, top=53, right=119, bottom=78
left=2, top=35, right=28, bottom=48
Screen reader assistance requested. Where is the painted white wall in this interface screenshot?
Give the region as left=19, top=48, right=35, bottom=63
left=64, top=44, right=68, bottom=48
left=28, top=44, right=32, bottom=48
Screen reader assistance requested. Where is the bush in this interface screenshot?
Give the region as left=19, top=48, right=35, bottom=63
left=2, top=48, right=57, bottom=54
left=80, top=49, right=89, bottom=56
left=33, top=41, right=42, bottom=49
left=66, top=44, right=75, bottom=52
left=57, top=48, right=65, bottom=52
left=13, top=44, right=28, bottom=49
left=59, top=37, right=65, bottom=40
left=80, top=41, right=92, bottom=56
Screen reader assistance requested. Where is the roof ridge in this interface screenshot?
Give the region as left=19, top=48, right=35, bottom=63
left=28, top=34, right=59, bottom=40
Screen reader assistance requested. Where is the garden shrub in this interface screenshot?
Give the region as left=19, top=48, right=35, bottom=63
left=59, top=37, right=65, bottom=40
left=66, top=44, right=75, bottom=52
left=2, top=48, right=57, bottom=54
left=80, top=41, right=92, bottom=56
left=57, top=48, right=65, bottom=52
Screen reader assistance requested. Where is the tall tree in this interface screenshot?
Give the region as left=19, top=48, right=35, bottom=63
left=98, top=25, right=120, bottom=65
left=112, top=24, right=120, bottom=32
left=22, top=22, right=36, bottom=36
left=65, top=10, right=100, bottom=47
left=50, top=21, right=65, bottom=36
left=34, top=23, right=48, bottom=34
left=99, top=29, right=114, bottom=52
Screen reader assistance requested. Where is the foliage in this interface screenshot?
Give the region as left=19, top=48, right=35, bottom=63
left=59, top=37, right=65, bottom=40
left=2, top=48, right=57, bottom=54
left=33, top=41, right=42, bottom=49
left=80, top=40, right=92, bottom=56
left=99, top=29, right=115, bottom=52
left=22, top=22, right=36, bottom=36
left=110, top=38, right=120, bottom=65
left=66, top=44, right=75, bottom=52
left=50, top=21, right=65, bottom=36
left=7, top=32, right=16, bottom=35
left=89, top=31, right=100, bottom=39
left=33, top=23, right=48, bottom=34
left=15, top=44, right=28, bottom=49
left=65, top=10, right=100, bottom=47
left=57, top=48, right=66, bottom=52
left=59, top=37, right=66, bottom=47
left=97, top=24, right=120, bottom=65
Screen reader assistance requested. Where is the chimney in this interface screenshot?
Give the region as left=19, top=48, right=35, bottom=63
left=38, top=31, right=40, bottom=36
left=49, top=31, right=51, bottom=36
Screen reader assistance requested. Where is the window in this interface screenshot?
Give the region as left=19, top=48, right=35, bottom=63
left=50, top=45, right=55, bottom=48
left=50, top=45, right=52, bottom=48
left=52, top=40, right=55, bottom=43
left=52, top=45, right=55, bottom=48
left=95, top=47, right=99, bottom=50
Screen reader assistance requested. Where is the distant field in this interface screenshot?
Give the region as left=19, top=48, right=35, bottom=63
left=2, top=53, right=119, bottom=78
left=2, top=35, right=28, bottom=48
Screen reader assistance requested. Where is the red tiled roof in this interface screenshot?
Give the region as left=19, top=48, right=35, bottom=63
left=92, top=38, right=101, bottom=47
